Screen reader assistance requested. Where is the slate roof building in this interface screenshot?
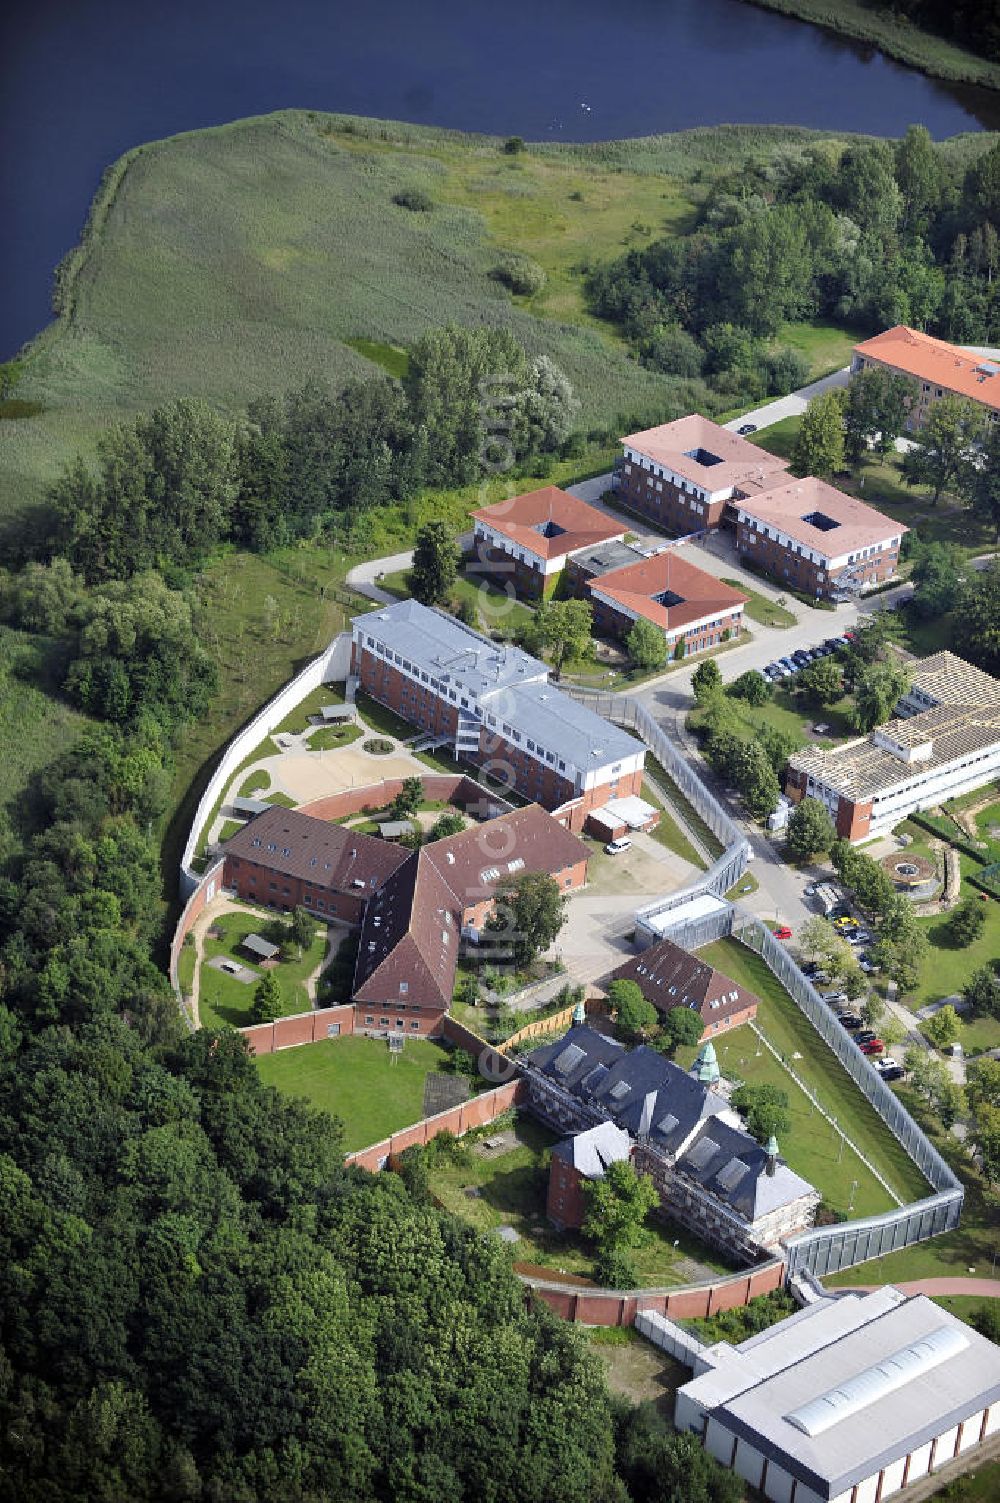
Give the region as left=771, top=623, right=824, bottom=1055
left=852, top=324, right=1000, bottom=430
left=675, top=1286, right=1000, bottom=1502
left=471, top=486, right=627, bottom=598
left=525, top=1024, right=818, bottom=1258
left=222, top=802, right=590, bottom=1037
left=547, top=1121, right=632, bottom=1230
left=351, top=600, right=644, bottom=828
left=608, top=936, right=759, bottom=1039
left=786, top=650, right=1000, bottom=842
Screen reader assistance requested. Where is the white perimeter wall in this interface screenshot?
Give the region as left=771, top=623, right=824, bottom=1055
left=179, top=632, right=353, bottom=897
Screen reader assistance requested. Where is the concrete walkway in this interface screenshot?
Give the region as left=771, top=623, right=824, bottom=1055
left=837, top=1277, right=1000, bottom=1298
left=721, top=367, right=851, bottom=434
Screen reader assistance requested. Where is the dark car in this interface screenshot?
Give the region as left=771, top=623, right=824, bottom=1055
left=879, top=1065, right=905, bottom=1082
left=792, top=649, right=811, bottom=665
left=801, top=961, right=820, bottom=977
left=839, top=1015, right=863, bottom=1030
left=738, top=423, right=757, bottom=436
left=856, top=1030, right=878, bottom=1044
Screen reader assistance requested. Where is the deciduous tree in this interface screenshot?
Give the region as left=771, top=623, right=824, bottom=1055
left=626, top=616, right=667, bottom=670
left=658, top=1005, right=706, bottom=1056
left=529, top=598, right=593, bottom=678
left=786, top=797, right=836, bottom=861
left=792, top=388, right=845, bottom=478
left=483, top=870, right=566, bottom=968
left=902, top=395, right=983, bottom=504
left=730, top=1083, right=791, bottom=1144
left=607, top=979, right=658, bottom=1039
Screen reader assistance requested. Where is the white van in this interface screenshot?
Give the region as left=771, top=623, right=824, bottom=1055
left=605, top=836, right=632, bottom=855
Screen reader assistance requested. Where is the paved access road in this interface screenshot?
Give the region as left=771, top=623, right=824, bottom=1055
left=722, top=366, right=851, bottom=435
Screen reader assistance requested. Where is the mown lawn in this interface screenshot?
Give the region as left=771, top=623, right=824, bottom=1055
left=379, top=567, right=537, bottom=640
left=642, top=778, right=706, bottom=871
left=273, top=680, right=346, bottom=734
left=720, top=577, right=796, bottom=629
left=899, top=858, right=1000, bottom=1053
left=826, top=1085, right=997, bottom=1287
left=699, top=939, right=931, bottom=1206
left=674, top=1021, right=901, bottom=1220
left=198, top=907, right=328, bottom=1029
left=427, top=1114, right=731, bottom=1286
left=256, top=1034, right=453, bottom=1151
left=306, top=723, right=363, bottom=751
left=353, top=689, right=416, bottom=741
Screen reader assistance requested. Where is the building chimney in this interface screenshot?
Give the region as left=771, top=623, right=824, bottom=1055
left=765, top=1134, right=779, bottom=1177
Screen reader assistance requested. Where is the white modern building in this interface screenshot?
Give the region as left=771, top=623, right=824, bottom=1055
left=787, top=651, right=1000, bottom=842
left=676, top=1286, right=1000, bottom=1503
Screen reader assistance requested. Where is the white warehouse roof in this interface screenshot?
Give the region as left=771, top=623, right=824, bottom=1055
left=681, top=1289, right=1000, bottom=1501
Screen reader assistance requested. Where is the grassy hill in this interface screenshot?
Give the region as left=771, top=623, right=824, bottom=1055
left=1, top=109, right=877, bottom=541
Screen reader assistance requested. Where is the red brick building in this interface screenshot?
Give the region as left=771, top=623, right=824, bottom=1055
left=222, top=802, right=590, bottom=1036
left=351, top=601, right=645, bottom=830
left=608, top=937, right=759, bottom=1040
left=471, top=486, right=626, bottom=599
left=733, top=475, right=906, bottom=599
left=615, top=414, right=788, bottom=533
left=547, top=1121, right=632, bottom=1230
left=585, top=551, right=748, bottom=659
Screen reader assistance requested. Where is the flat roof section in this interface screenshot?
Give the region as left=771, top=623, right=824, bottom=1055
left=854, top=325, right=1000, bottom=413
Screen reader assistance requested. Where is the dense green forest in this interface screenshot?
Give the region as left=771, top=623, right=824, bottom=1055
left=0, top=320, right=745, bottom=1500
left=588, top=130, right=1000, bottom=394
left=870, top=0, right=1000, bottom=62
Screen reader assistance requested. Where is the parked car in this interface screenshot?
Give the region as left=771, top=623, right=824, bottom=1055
left=876, top=1057, right=901, bottom=1073
left=804, top=882, right=819, bottom=897
left=807, top=647, right=824, bottom=661
left=820, top=990, right=848, bottom=1003
left=859, top=959, right=878, bottom=974
left=801, top=960, right=820, bottom=976
left=879, top=1065, right=905, bottom=1082
left=860, top=1039, right=885, bottom=1055
left=855, top=931, right=874, bottom=944
left=792, top=650, right=811, bottom=666
left=779, top=656, right=796, bottom=672
left=774, top=925, right=793, bottom=940
left=839, top=1015, right=864, bottom=1030
left=833, top=915, right=859, bottom=931
left=813, top=971, right=832, bottom=985
left=738, top=423, right=758, bottom=436
left=856, top=1030, right=878, bottom=1044
left=830, top=902, right=852, bottom=919
left=763, top=664, right=780, bottom=680
left=605, top=836, right=632, bottom=855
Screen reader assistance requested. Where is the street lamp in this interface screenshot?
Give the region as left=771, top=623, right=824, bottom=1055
left=849, top=1179, right=858, bottom=1215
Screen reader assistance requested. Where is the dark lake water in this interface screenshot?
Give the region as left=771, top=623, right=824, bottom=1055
left=2, top=0, right=998, bottom=358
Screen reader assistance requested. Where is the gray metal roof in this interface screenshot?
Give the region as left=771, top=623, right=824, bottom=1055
left=706, top=1293, right=1000, bottom=1498
left=674, top=1117, right=814, bottom=1220
left=355, top=600, right=547, bottom=698
left=354, top=599, right=641, bottom=773
left=504, top=678, right=641, bottom=772
left=242, top=932, right=280, bottom=960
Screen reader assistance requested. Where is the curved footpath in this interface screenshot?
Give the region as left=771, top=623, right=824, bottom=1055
left=836, top=1277, right=1000, bottom=1298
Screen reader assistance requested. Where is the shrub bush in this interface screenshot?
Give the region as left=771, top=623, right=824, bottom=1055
left=490, top=252, right=547, bottom=297
left=392, top=187, right=434, bottom=212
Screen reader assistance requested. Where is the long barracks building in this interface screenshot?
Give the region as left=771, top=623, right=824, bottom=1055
left=351, top=600, right=644, bottom=828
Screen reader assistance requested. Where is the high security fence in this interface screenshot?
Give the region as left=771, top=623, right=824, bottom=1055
left=562, top=687, right=964, bottom=1279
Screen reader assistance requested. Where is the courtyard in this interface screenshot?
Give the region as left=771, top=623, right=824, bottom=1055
left=183, top=898, right=335, bottom=1030
left=255, top=1033, right=458, bottom=1152
left=426, top=1113, right=731, bottom=1288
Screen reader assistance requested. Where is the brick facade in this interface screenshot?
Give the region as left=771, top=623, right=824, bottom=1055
left=547, top=1156, right=589, bottom=1230
left=589, top=592, right=745, bottom=658
left=614, top=458, right=717, bottom=534
left=472, top=541, right=557, bottom=600
left=735, top=518, right=900, bottom=598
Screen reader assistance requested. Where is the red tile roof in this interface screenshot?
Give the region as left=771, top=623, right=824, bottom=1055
left=589, top=552, right=748, bottom=632
left=424, top=803, right=589, bottom=909
left=854, top=325, right=1000, bottom=413
left=472, top=486, right=625, bottom=561
left=734, top=474, right=906, bottom=558
left=610, top=937, right=759, bottom=1029
left=621, top=414, right=788, bottom=492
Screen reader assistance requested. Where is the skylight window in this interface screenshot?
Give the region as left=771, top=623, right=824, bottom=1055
left=802, top=510, right=840, bottom=532
left=653, top=589, right=685, bottom=609
left=532, top=520, right=567, bottom=539
left=683, top=446, right=723, bottom=468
